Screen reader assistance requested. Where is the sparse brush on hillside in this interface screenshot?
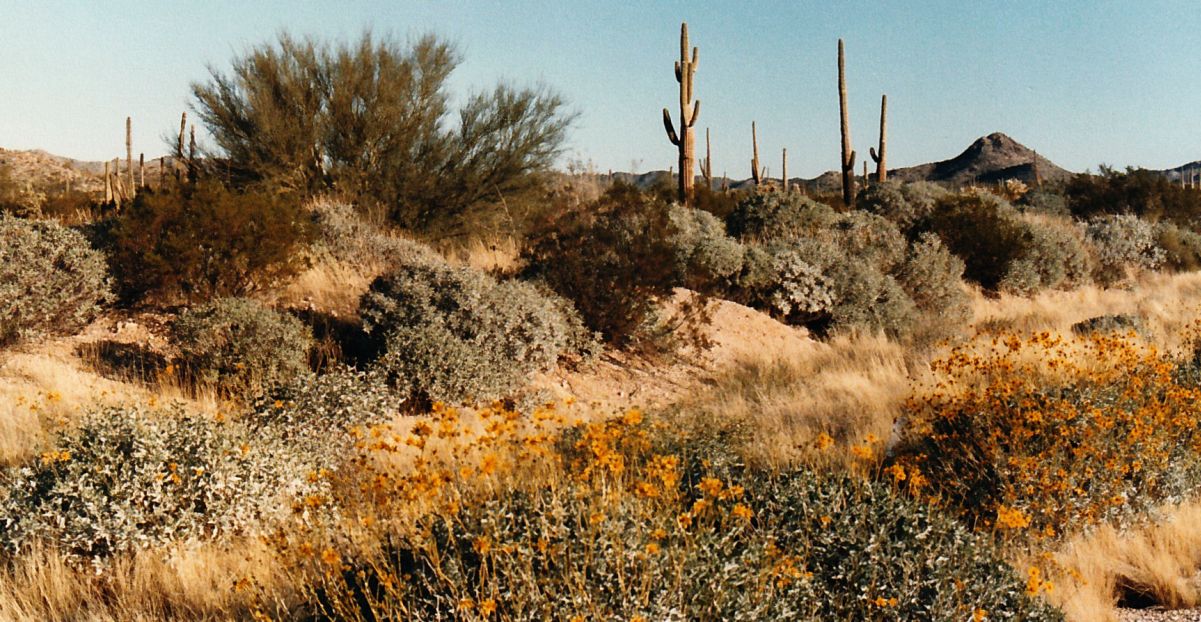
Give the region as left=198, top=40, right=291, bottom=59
left=729, top=190, right=967, bottom=341
left=1066, top=166, right=1201, bottom=224
left=104, top=182, right=314, bottom=304
left=191, top=31, right=574, bottom=234
left=522, top=185, right=725, bottom=348
left=0, top=215, right=111, bottom=346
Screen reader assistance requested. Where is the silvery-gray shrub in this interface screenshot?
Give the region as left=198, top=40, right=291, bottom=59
left=999, top=216, right=1093, bottom=296
left=0, top=215, right=112, bottom=345
left=0, top=405, right=324, bottom=564
left=666, top=203, right=745, bottom=289
left=172, top=297, right=313, bottom=396
left=1085, top=214, right=1165, bottom=284
left=361, top=261, right=597, bottom=404
left=726, top=191, right=837, bottom=241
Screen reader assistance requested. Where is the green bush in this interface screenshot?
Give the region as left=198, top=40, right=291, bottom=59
left=521, top=185, right=679, bottom=346
left=105, top=182, right=314, bottom=304
left=192, top=31, right=573, bottom=233
left=362, top=259, right=595, bottom=405
left=0, top=215, right=111, bottom=345
left=0, top=405, right=324, bottom=563
left=858, top=181, right=950, bottom=235
left=172, top=297, right=313, bottom=396
left=308, top=197, right=442, bottom=268
left=726, top=191, right=837, bottom=241
left=1156, top=221, right=1201, bottom=272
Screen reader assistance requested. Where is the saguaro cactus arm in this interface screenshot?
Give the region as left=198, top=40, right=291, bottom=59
left=663, top=108, right=680, bottom=146
left=869, top=94, right=888, bottom=182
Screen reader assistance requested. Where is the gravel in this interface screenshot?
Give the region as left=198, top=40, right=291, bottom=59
left=1119, top=609, right=1201, bottom=622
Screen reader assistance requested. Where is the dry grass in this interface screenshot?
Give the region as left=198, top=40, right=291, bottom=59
left=1037, top=500, right=1201, bottom=622
left=441, top=234, right=522, bottom=274
left=0, top=540, right=283, bottom=622
left=275, top=257, right=383, bottom=319
left=971, top=271, right=1201, bottom=354
left=675, top=331, right=912, bottom=471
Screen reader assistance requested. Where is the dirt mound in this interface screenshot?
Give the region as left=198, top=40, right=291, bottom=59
left=533, top=289, right=813, bottom=410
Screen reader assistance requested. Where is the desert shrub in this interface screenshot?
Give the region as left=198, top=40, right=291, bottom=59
left=172, top=297, right=313, bottom=396
left=1019, top=187, right=1070, bottom=216
left=823, top=260, right=918, bottom=340
left=666, top=203, right=745, bottom=290
left=690, top=183, right=743, bottom=221
left=897, top=233, right=971, bottom=343
left=361, top=260, right=595, bottom=404
left=744, top=241, right=836, bottom=325
left=40, top=190, right=99, bottom=223
left=308, top=197, right=442, bottom=268
left=827, top=209, right=908, bottom=273
left=922, top=192, right=1027, bottom=290
left=726, top=191, right=837, bottom=241
left=1066, top=166, right=1201, bottom=224
left=521, top=186, right=678, bottom=346
left=893, top=332, right=1201, bottom=542
left=192, top=31, right=573, bottom=233
left=1155, top=221, right=1201, bottom=272
left=998, top=215, right=1092, bottom=296
left=1085, top=214, right=1165, bottom=285
left=0, top=215, right=111, bottom=345
left=0, top=405, right=323, bottom=563
left=292, top=408, right=1061, bottom=621
left=250, top=367, right=403, bottom=459
left=105, top=182, right=314, bottom=304
left=924, top=192, right=1090, bottom=294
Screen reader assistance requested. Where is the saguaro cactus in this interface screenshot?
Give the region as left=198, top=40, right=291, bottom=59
left=751, top=121, right=763, bottom=185
left=125, top=117, right=134, bottom=194
left=781, top=148, right=788, bottom=193
left=1033, top=150, right=1043, bottom=189
left=838, top=39, right=856, bottom=205
left=103, top=160, right=112, bottom=202
left=701, top=128, right=714, bottom=190
left=663, top=21, right=700, bottom=204
left=870, top=94, right=887, bottom=183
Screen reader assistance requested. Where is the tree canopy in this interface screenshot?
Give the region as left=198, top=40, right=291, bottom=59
left=191, top=31, right=575, bottom=231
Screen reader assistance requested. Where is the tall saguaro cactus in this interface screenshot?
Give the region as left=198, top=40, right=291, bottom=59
left=838, top=39, right=856, bottom=205
left=781, top=148, right=788, bottom=193
left=751, top=121, right=763, bottom=185
left=662, top=21, right=700, bottom=204
left=870, top=94, right=887, bottom=183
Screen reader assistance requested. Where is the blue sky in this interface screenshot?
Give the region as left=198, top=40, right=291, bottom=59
left=2, top=1, right=1199, bottom=177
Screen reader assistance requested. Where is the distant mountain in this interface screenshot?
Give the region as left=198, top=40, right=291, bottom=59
left=1158, top=161, right=1201, bottom=185
left=0, top=148, right=106, bottom=194
left=607, top=132, right=1073, bottom=193
left=888, top=132, right=1070, bottom=186
left=0, top=132, right=1079, bottom=198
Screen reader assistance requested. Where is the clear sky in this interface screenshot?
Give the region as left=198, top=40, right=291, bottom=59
left=2, top=1, right=1200, bottom=178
